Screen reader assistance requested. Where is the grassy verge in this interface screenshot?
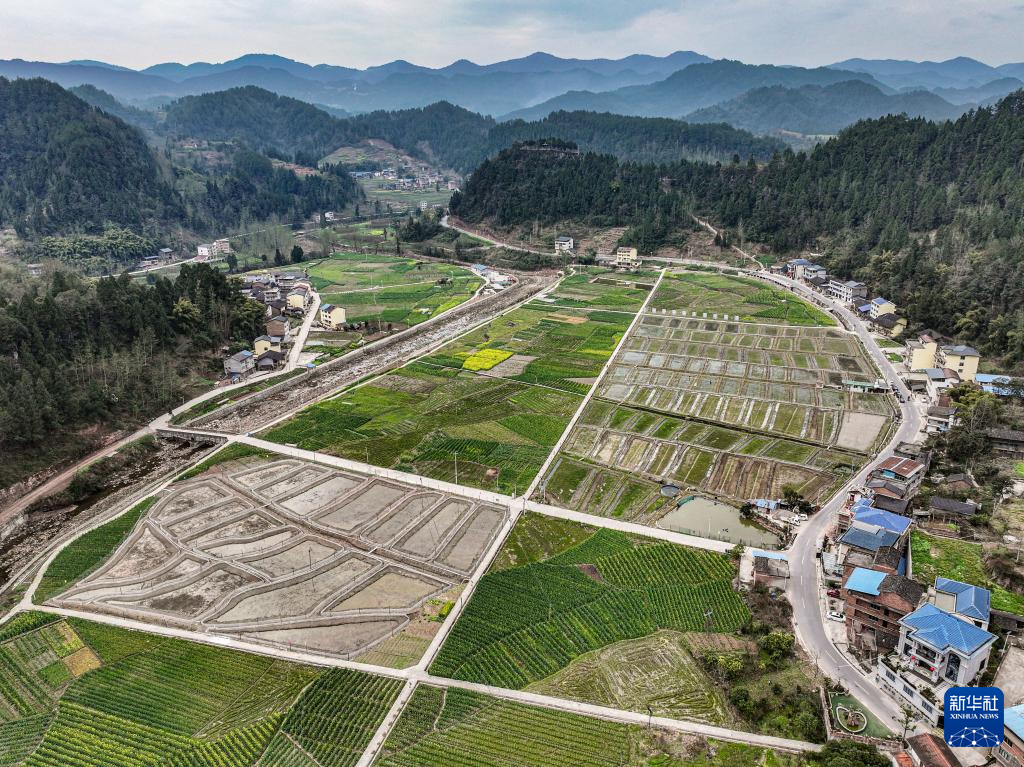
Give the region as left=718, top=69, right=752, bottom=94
left=911, top=531, right=1024, bottom=615
left=173, top=443, right=272, bottom=482
left=34, top=497, right=156, bottom=603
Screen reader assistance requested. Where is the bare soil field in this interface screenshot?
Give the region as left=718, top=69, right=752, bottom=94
left=52, top=454, right=508, bottom=663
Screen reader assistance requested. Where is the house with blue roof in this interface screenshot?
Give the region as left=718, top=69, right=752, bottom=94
left=932, top=577, right=991, bottom=630
left=842, top=567, right=923, bottom=652
left=868, top=296, right=896, bottom=320
left=877, top=602, right=997, bottom=725
left=994, top=704, right=1024, bottom=767
left=853, top=507, right=912, bottom=536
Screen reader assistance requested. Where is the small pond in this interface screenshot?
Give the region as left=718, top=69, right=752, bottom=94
left=656, top=495, right=782, bottom=548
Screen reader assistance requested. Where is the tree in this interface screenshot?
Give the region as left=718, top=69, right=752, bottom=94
left=758, top=631, right=795, bottom=667
left=225, top=253, right=238, bottom=273
left=810, top=740, right=889, bottom=767
left=273, top=247, right=286, bottom=266
left=290, top=245, right=304, bottom=263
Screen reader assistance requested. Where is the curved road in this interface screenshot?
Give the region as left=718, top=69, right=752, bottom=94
left=760, top=269, right=924, bottom=732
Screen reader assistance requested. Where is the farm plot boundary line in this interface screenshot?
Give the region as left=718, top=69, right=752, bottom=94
left=527, top=269, right=666, bottom=500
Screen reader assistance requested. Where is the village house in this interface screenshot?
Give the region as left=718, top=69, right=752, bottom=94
left=930, top=578, right=990, bottom=630
left=223, top=350, right=255, bottom=380
left=197, top=243, right=213, bottom=258
left=906, top=734, right=961, bottom=767
left=213, top=238, right=232, bottom=255
left=613, top=247, right=641, bottom=269
left=870, top=456, right=926, bottom=496
left=923, top=496, right=979, bottom=524
left=554, top=235, right=574, bottom=253
left=752, top=550, right=790, bottom=589
left=287, top=285, right=311, bottom=312
left=865, top=296, right=897, bottom=319
left=319, top=303, right=347, bottom=330
left=923, top=368, right=960, bottom=403
left=936, top=344, right=980, bottom=382
left=256, top=349, right=285, bottom=372
left=826, top=279, right=868, bottom=305
left=905, top=334, right=939, bottom=371
left=994, top=705, right=1024, bottom=767
left=838, top=506, right=912, bottom=577
left=925, top=405, right=958, bottom=434
left=842, top=567, right=924, bottom=653
left=254, top=335, right=282, bottom=356
left=987, top=428, right=1024, bottom=458
left=266, top=316, right=292, bottom=343
left=877, top=594, right=996, bottom=725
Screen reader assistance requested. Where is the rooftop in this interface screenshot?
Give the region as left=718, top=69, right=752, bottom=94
left=941, top=344, right=980, bottom=357
left=871, top=296, right=892, bottom=305
left=901, top=603, right=995, bottom=655
left=929, top=497, right=977, bottom=517
left=840, top=525, right=900, bottom=553
left=907, top=734, right=960, bottom=767
left=845, top=567, right=887, bottom=596
left=934, top=577, right=990, bottom=622
left=872, top=494, right=911, bottom=515
left=853, top=507, right=912, bottom=535
left=874, top=455, right=925, bottom=478
left=1007, top=705, right=1024, bottom=741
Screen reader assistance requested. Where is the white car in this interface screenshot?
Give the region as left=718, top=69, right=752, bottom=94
left=828, top=611, right=845, bottom=622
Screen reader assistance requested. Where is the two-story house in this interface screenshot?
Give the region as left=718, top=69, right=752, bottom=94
left=842, top=567, right=924, bottom=653
left=223, top=350, right=255, bottom=380
left=254, top=335, right=282, bottom=356
left=930, top=578, right=991, bottom=630
left=554, top=236, right=574, bottom=253
left=287, top=285, right=311, bottom=312
left=266, top=316, right=292, bottom=343
left=877, top=602, right=997, bottom=725
left=994, top=705, right=1024, bottom=767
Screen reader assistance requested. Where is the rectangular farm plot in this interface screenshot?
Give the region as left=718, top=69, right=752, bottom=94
left=430, top=524, right=750, bottom=699
left=261, top=290, right=641, bottom=494
left=47, top=455, right=509, bottom=664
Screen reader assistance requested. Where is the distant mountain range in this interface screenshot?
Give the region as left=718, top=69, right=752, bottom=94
left=685, top=80, right=967, bottom=136
left=2, top=51, right=1022, bottom=143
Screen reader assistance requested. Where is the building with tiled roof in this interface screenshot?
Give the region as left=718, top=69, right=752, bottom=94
left=994, top=705, right=1024, bottom=767
left=877, top=602, right=997, bottom=724
left=842, top=567, right=924, bottom=652
left=932, top=577, right=990, bottom=629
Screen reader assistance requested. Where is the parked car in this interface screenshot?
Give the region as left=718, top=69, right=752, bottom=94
left=827, top=588, right=841, bottom=598
left=828, top=611, right=845, bottom=622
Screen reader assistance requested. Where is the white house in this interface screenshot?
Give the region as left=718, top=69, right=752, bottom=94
left=877, top=601, right=996, bottom=725
left=827, top=279, right=868, bottom=305
left=197, top=244, right=213, bottom=258
left=554, top=236, right=574, bottom=253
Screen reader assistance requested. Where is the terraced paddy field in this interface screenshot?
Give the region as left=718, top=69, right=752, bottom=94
left=263, top=275, right=651, bottom=494
left=430, top=517, right=750, bottom=717
left=537, top=270, right=894, bottom=524
left=306, top=252, right=482, bottom=327
left=377, top=685, right=803, bottom=767
left=41, top=454, right=507, bottom=664
left=0, top=610, right=401, bottom=767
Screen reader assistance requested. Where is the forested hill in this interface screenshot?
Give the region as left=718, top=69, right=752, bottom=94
left=453, top=92, right=1024, bottom=365
left=487, top=111, right=784, bottom=165
left=162, top=87, right=783, bottom=172
left=0, top=78, right=360, bottom=244
left=0, top=264, right=267, bottom=488
left=0, top=77, right=182, bottom=235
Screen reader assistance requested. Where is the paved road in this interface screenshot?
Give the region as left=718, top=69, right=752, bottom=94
left=762, top=270, right=924, bottom=732
left=441, top=215, right=551, bottom=257
left=287, top=291, right=321, bottom=370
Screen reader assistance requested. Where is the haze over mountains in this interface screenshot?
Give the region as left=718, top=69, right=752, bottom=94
left=1, top=50, right=1022, bottom=141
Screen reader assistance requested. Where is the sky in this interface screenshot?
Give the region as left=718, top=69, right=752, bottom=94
left=2, top=0, right=1023, bottom=69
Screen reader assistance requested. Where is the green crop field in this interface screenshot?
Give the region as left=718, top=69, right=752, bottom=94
left=306, top=252, right=481, bottom=327
left=34, top=498, right=156, bottom=604
left=651, top=271, right=835, bottom=327
left=378, top=685, right=795, bottom=767
left=911, top=532, right=1024, bottom=615
left=0, top=611, right=401, bottom=767
left=262, top=299, right=635, bottom=494
left=540, top=271, right=656, bottom=312
left=430, top=525, right=749, bottom=690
